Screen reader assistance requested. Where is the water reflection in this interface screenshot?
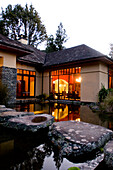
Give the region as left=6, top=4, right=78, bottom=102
left=15, top=103, right=113, bottom=130
left=0, top=130, right=75, bottom=170
left=1, top=103, right=113, bottom=169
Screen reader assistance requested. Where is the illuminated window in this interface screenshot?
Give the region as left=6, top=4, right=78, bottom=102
left=0, top=57, right=3, bottom=67
left=51, top=67, right=81, bottom=100
left=16, top=69, right=36, bottom=98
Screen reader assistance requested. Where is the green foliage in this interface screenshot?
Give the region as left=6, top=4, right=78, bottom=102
left=68, top=167, right=80, bottom=170
left=98, top=85, right=108, bottom=102
left=100, top=94, right=113, bottom=113
left=46, top=22, right=68, bottom=53
left=0, top=4, right=47, bottom=47
left=55, top=22, right=68, bottom=50
left=100, top=147, right=104, bottom=152
left=46, top=35, right=58, bottom=53
left=0, top=81, right=9, bottom=105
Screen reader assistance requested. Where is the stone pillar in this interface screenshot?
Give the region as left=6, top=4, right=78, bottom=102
left=0, top=66, right=17, bottom=104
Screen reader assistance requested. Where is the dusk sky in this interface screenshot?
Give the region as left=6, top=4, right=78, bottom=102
left=1, top=0, right=113, bottom=56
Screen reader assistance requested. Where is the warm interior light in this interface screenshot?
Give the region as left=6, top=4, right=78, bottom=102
left=53, top=81, right=55, bottom=84
left=75, top=118, right=80, bottom=122
left=52, top=112, right=54, bottom=116
left=55, top=95, right=58, bottom=99
left=76, top=77, right=81, bottom=82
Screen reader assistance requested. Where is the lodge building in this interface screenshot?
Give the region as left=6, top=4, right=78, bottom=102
left=0, top=34, right=113, bottom=104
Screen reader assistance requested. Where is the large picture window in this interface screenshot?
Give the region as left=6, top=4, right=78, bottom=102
left=16, top=69, right=36, bottom=98
left=50, top=67, right=81, bottom=100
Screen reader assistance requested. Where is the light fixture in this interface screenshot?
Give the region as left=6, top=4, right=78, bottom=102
left=76, top=77, right=81, bottom=82
left=53, top=81, right=55, bottom=84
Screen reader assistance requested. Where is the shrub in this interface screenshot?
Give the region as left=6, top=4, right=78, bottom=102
left=100, top=94, right=113, bottom=113
left=0, top=81, right=9, bottom=105
left=98, top=85, right=108, bottom=102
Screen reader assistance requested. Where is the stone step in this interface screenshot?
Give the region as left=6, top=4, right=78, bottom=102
left=0, top=111, right=34, bottom=122
left=49, top=121, right=113, bottom=157
left=2, top=114, right=54, bottom=132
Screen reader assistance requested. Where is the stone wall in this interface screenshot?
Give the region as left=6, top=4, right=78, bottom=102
left=0, top=66, right=17, bottom=104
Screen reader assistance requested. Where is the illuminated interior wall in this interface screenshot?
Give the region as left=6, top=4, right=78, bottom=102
left=30, top=77, right=35, bottom=96
left=0, top=57, right=3, bottom=67
left=51, top=67, right=81, bottom=100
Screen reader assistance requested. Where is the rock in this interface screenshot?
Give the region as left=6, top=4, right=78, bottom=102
left=0, top=105, right=6, bottom=108
left=104, top=139, right=113, bottom=168
left=2, top=114, right=54, bottom=132
left=0, top=107, right=15, bottom=113
left=49, top=121, right=113, bottom=157
left=0, top=111, right=34, bottom=122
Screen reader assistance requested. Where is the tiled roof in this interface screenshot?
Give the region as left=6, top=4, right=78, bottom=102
left=18, top=45, right=46, bottom=65
left=44, top=44, right=107, bottom=67
left=0, top=34, right=109, bottom=66
left=0, top=34, right=32, bottom=53
left=0, top=34, right=46, bottom=64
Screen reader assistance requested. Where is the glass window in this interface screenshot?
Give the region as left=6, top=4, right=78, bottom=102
left=50, top=67, right=81, bottom=100
left=23, top=76, right=29, bottom=96
left=70, top=68, right=73, bottom=74
left=19, top=69, right=22, bottom=74
left=16, top=75, right=22, bottom=97
left=0, top=57, right=3, bottom=67
left=17, top=69, right=20, bottom=74
left=16, top=69, right=36, bottom=98
left=67, top=69, right=69, bottom=74
left=30, top=77, right=35, bottom=96
left=63, top=69, right=67, bottom=74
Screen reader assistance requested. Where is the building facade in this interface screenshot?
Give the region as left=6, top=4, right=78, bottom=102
left=0, top=34, right=113, bottom=104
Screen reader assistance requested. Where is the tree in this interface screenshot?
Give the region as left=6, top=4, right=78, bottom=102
left=55, top=22, right=68, bottom=50
left=109, top=43, right=113, bottom=58
left=46, top=22, right=68, bottom=53
left=46, top=35, right=58, bottom=53
left=0, top=4, right=47, bottom=47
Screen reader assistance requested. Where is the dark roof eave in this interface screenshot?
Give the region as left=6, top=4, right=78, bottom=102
left=17, top=58, right=43, bottom=67
left=0, top=43, right=32, bottom=57
left=43, top=56, right=113, bottom=69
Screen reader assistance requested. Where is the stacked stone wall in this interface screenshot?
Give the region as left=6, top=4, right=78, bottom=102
left=1, top=66, right=17, bottom=104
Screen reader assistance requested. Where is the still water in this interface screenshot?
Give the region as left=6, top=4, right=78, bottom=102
left=0, top=103, right=113, bottom=170
left=15, top=102, right=113, bottom=130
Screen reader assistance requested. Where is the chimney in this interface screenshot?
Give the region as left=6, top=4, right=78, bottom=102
left=18, top=34, right=28, bottom=45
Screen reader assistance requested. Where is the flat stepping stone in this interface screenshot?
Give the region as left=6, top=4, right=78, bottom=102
left=104, top=139, right=113, bottom=168
left=0, top=111, right=34, bottom=122
left=0, top=105, right=5, bottom=108
left=49, top=121, right=113, bottom=156
left=2, top=114, right=54, bottom=132
left=0, top=107, right=15, bottom=113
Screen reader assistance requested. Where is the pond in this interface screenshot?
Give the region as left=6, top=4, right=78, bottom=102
left=15, top=102, right=113, bottom=131
left=0, top=103, right=113, bottom=170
